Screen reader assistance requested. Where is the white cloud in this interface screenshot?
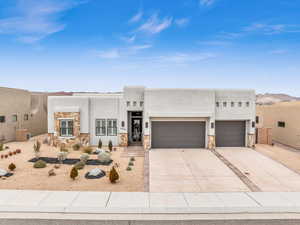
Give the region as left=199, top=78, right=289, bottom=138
left=129, top=11, right=143, bottom=23
left=175, top=18, right=189, bottom=27
left=121, top=35, right=136, bottom=43
left=244, top=23, right=300, bottom=35
left=199, top=0, right=215, bottom=6
left=0, top=0, right=85, bottom=43
left=95, top=44, right=152, bottom=59
left=137, top=13, right=172, bottom=34
left=96, top=49, right=121, bottom=59
left=154, top=52, right=216, bottom=64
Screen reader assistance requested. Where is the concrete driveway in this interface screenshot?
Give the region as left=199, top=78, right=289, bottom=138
left=217, top=148, right=300, bottom=191
left=149, top=149, right=249, bottom=192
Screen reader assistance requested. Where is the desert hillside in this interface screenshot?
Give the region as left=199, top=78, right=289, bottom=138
left=256, top=93, right=300, bottom=105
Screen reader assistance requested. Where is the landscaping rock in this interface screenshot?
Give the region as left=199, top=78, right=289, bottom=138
left=85, top=168, right=106, bottom=179
left=29, top=157, right=113, bottom=165
left=0, top=169, right=8, bottom=176
left=48, top=169, right=56, bottom=176
left=97, top=151, right=111, bottom=163
left=74, top=161, right=85, bottom=170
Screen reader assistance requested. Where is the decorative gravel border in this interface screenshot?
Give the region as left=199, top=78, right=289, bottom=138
left=211, top=149, right=261, bottom=192
left=28, top=157, right=113, bottom=166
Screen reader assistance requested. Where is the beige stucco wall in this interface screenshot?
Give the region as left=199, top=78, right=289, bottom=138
left=256, top=102, right=300, bottom=149
left=0, top=87, right=48, bottom=142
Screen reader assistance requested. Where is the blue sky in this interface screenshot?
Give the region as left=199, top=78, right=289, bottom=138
left=0, top=0, right=300, bottom=95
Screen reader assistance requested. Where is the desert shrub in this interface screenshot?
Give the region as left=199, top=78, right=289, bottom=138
left=4, top=154, right=8, bottom=158
left=80, top=153, right=89, bottom=163
left=126, top=166, right=132, bottom=171
left=108, top=140, right=113, bottom=152
left=1, top=155, right=3, bottom=159
left=5, top=146, right=9, bottom=149
left=0, top=142, right=3, bottom=151
left=128, top=161, right=134, bottom=166
left=8, top=163, right=16, bottom=171
left=34, top=160, right=47, bottom=168
left=57, top=152, right=68, bottom=163
left=74, top=161, right=85, bottom=170
left=8, top=152, right=12, bottom=156
left=13, top=151, right=16, bottom=155
left=98, top=139, right=102, bottom=149
left=33, top=140, right=41, bottom=158
left=60, top=146, right=69, bottom=152
left=83, top=146, right=93, bottom=154
left=97, top=151, right=111, bottom=163
left=72, top=143, right=81, bottom=151
left=130, top=157, right=135, bottom=161
left=109, top=166, right=119, bottom=183
left=70, top=167, right=78, bottom=180
left=16, top=149, right=21, bottom=154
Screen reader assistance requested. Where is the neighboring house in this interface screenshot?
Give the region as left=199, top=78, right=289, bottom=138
left=256, top=102, right=300, bottom=149
left=0, top=87, right=48, bottom=142
left=48, top=86, right=256, bottom=149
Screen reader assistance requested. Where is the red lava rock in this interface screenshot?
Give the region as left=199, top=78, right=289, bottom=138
left=16, top=149, right=21, bottom=154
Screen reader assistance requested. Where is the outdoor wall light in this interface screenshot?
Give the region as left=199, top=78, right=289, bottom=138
left=121, top=121, right=125, bottom=127
left=145, top=122, right=148, bottom=128
left=211, top=122, right=214, bottom=129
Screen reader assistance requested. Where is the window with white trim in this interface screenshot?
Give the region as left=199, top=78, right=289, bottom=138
left=107, top=119, right=117, bottom=136
left=60, top=119, right=74, bottom=137
left=96, top=119, right=106, bottom=136
left=12, top=114, right=17, bottom=122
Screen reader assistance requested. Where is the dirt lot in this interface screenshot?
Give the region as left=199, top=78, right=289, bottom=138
left=255, top=144, right=300, bottom=174
left=0, top=136, right=144, bottom=192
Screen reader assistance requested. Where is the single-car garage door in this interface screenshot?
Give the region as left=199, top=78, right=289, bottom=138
left=151, top=121, right=206, bottom=148
left=215, top=121, right=245, bottom=147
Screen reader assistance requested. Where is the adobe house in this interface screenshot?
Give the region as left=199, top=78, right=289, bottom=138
left=47, top=86, right=256, bottom=149
left=256, top=101, right=300, bottom=149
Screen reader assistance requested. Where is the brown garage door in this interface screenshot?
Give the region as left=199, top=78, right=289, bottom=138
left=215, top=121, right=245, bottom=147
left=151, top=121, right=206, bottom=148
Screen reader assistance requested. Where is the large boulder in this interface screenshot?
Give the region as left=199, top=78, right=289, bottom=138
left=85, top=168, right=106, bottom=179
left=34, top=159, right=47, bottom=168
left=80, top=153, right=89, bottom=163
left=0, top=169, right=8, bottom=176
left=97, top=151, right=111, bottom=163
left=94, top=148, right=105, bottom=154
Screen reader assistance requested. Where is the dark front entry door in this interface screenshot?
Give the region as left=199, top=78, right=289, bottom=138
left=131, top=118, right=142, bottom=142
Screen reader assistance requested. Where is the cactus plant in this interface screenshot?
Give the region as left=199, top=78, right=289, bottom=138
left=98, top=139, right=102, bottom=149
left=108, top=140, right=113, bottom=152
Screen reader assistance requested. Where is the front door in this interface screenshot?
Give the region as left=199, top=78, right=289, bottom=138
left=131, top=118, right=142, bottom=142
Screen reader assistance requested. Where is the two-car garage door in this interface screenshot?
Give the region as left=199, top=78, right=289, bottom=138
left=151, top=121, right=206, bottom=148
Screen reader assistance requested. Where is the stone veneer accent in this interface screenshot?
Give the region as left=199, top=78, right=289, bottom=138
left=208, top=135, right=216, bottom=150
left=119, top=133, right=128, bottom=147
left=247, top=133, right=255, bottom=148
left=143, top=135, right=150, bottom=150
left=48, top=112, right=90, bottom=147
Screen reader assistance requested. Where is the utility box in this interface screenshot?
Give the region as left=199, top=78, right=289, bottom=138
left=16, top=129, right=30, bottom=142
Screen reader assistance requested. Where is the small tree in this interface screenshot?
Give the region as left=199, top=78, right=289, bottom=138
left=108, top=140, right=113, bottom=152
left=33, top=140, right=41, bottom=159
left=70, top=167, right=78, bottom=180
left=98, top=139, right=102, bottom=149
left=8, top=163, right=16, bottom=171
left=109, top=166, right=119, bottom=183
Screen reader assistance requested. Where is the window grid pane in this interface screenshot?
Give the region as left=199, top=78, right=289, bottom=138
left=96, top=119, right=106, bottom=136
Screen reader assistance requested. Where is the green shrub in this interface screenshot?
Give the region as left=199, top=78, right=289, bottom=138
left=108, top=140, right=113, bottom=152
left=0, top=142, right=3, bottom=151
left=8, top=163, right=16, bottom=171
left=98, top=139, right=102, bottom=149
left=72, top=143, right=81, bottom=151
left=126, top=166, right=132, bottom=171
left=130, top=157, right=135, bottom=161
left=70, top=167, right=78, bottom=180
left=74, top=161, right=85, bottom=170
left=80, top=153, right=89, bottom=163
left=34, top=160, right=47, bottom=168
left=60, top=146, right=69, bottom=152
left=109, top=166, right=119, bottom=183
left=128, top=161, right=134, bottom=166
left=83, top=146, right=93, bottom=154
